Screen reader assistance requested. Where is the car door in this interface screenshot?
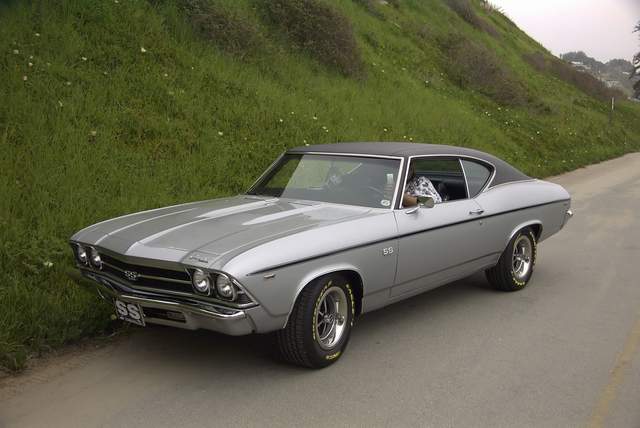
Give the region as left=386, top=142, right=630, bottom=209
left=391, top=156, right=494, bottom=298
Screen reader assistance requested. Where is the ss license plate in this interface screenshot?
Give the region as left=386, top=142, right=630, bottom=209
left=115, top=299, right=145, bottom=326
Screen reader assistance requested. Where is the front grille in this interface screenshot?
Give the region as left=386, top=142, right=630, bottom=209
left=100, top=254, right=193, bottom=294
left=101, top=254, right=190, bottom=282
left=98, top=253, right=255, bottom=307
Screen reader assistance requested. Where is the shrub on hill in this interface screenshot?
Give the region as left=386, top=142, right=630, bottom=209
left=445, top=0, right=499, bottom=38
left=181, top=0, right=261, bottom=58
left=524, top=52, right=625, bottom=101
left=263, top=0, right=365, bottom=78
left=441, top=35, right=527, bottom=106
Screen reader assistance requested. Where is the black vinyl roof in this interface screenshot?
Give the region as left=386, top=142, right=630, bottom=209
left=288, top=142, right=530, bottom=187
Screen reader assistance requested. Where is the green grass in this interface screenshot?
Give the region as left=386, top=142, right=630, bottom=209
left=1, top=0, right=639, bottom=371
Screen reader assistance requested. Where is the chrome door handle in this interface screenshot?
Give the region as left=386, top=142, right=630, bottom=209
left=469, top=209, right=484, bottom=215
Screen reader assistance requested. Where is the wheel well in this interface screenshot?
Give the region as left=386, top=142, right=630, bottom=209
left=529, top=223, right=542, bottom=241
left=339, top=270, right=364, bottom=318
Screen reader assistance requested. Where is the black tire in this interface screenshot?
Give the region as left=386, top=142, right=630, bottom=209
left=276, top=273, right=355, bottom=368
left=486, top=227, right=537, bottom=291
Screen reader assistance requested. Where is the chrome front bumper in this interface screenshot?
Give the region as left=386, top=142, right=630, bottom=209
left=72, top=269, right=257, bottom=335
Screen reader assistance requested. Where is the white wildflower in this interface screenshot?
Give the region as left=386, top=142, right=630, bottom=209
left=90, top=130, right=97, bottom=137
left=81, top=56, right=87, bottom=61
left=43, top=261, right=53, bottom=268
left=312, top=116, right=318, bottom=120
left=278, top=118, right=283, bottom=123
left=140, top=47, right=147, bottom=53
left=163, top=73, right=168, bottom=77
left=35, top=33, right=40, bottom=37
left=66, top=81, right=71, bottom=86
left=218, top=131, right=224, bottom=136
left=29, top=55, right=33, bottom=59
left=12, top=49, right=19, bottom=54
left=22, top=75, right=27, bottom=81
left=383, top=128, right=388, bottom=132
left=28, top=62, right=33, bottom=67
left=58, top=100, right=63, bottom=107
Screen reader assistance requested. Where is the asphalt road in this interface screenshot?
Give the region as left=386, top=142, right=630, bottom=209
left=1, top=153, right=639, bottom=428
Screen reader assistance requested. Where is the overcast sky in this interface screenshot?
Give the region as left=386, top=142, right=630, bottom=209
left=490, top=0, right=639, bottom=63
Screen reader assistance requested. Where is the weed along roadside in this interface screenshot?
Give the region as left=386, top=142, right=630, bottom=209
left=1, top=0, right=640, bottom=372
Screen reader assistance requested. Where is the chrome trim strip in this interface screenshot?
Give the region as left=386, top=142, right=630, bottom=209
left=459, top=158, right=470, bottom=199
left=246, top=152, right=285, bottom=195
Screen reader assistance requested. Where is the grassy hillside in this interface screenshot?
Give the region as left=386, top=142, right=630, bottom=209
left=1, top=0, right=639, bottom=371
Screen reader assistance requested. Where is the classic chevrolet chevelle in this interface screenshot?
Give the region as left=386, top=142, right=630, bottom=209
left=71, top=142, right=573, bottom=368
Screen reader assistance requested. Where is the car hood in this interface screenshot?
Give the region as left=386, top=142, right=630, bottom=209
left=72, top=196, right=373, bottom=262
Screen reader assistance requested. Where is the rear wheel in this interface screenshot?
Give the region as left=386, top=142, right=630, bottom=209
left=486, top=227, right=537, bottom=291
left=276, top=274, right=355, bottom=368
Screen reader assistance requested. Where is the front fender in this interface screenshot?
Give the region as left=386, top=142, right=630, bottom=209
left=282, top=263, right=363, bottom=329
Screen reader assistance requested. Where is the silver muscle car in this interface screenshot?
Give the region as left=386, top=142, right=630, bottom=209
left=70, top=142, right=573, bottom=368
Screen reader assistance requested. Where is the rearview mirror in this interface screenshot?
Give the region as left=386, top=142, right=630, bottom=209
left=417, top=195, right=435, bottom=209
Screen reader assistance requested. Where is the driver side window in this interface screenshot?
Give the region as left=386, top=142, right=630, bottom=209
left=407, top=158, right=468, bottom=203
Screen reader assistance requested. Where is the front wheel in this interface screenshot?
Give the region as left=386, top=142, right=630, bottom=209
left=486, top=227, right=537, bottom=291
left=276, top=274, right=355, bottom=368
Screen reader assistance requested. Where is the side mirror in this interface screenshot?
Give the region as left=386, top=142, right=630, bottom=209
left=417, top=195, right=435, bottom=209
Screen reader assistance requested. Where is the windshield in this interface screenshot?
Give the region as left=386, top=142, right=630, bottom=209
left=248, top=154, right=402, bottom=209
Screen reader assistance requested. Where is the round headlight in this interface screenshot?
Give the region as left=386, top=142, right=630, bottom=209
left=90, top=247, right=102, bottom=269
left=192, top=269, right=211, bottom=294
left=76, top=244, right=88, bottom=265
left=215, top=275, right=237, bottom=301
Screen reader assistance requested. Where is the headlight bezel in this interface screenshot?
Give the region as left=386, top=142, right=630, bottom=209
left=75, top=243, right=89, bottom=265
left=215, top=274, right=237, bottom=301
left=191, top=268, right=212, bottom=295
left=89, top=246, right=102, bottom=270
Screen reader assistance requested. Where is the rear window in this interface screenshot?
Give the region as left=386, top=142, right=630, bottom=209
left=461, top=159, right=492, bottom=197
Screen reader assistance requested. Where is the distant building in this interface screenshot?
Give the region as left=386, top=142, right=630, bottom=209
left=604, top=80, right=623, bottom=89
left=570, top=61, right=590, bottom=72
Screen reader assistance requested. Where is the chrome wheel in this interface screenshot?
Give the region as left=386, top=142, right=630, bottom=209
left=315, top=286, right=348, bottom=350
left=512, top=235, right=533, bottom=281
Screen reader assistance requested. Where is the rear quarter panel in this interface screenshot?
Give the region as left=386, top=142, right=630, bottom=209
left=476, top=180, right=571, bottom=254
